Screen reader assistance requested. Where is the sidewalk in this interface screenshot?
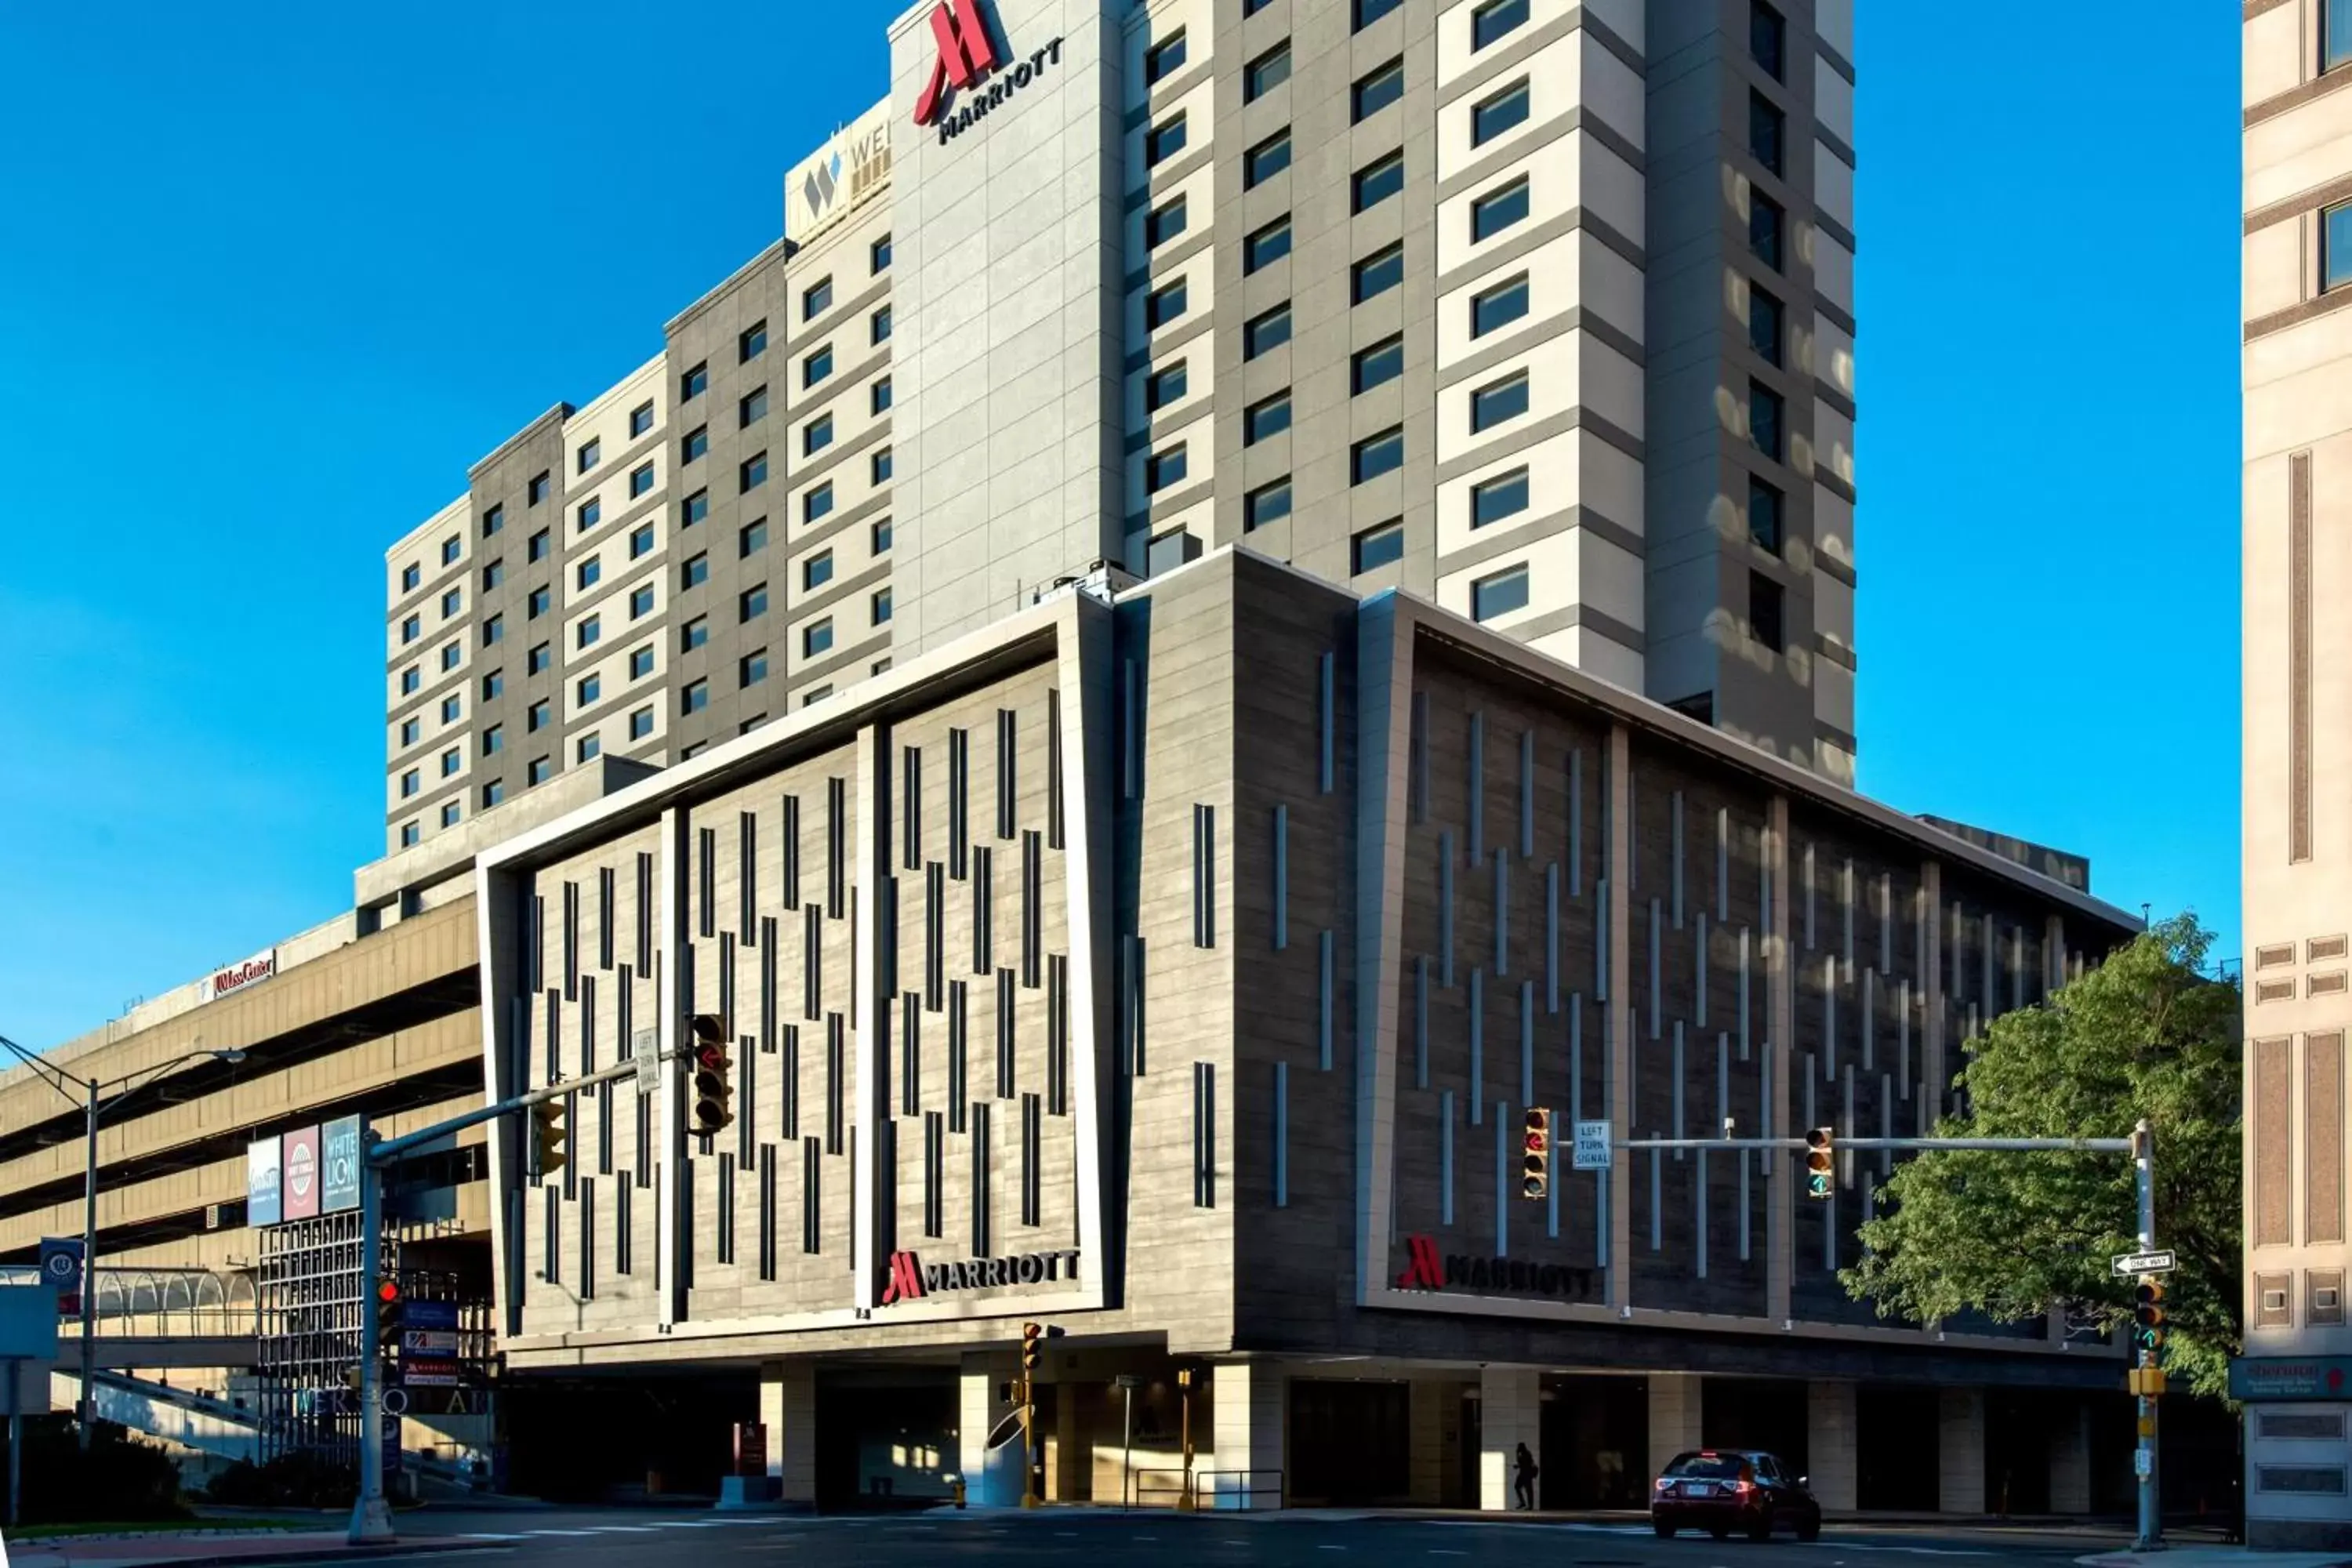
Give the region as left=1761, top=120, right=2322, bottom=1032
left=1, top=1528, right=481, bottom=1568
left=2078, top=1552, right=2350, bottom=1568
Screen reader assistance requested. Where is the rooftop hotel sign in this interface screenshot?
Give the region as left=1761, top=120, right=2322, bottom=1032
left=910, top=0, right=1062, bottom=142
left=786, top=100, right=891, bottom=242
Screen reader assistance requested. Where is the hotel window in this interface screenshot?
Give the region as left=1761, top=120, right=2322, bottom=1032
left=577, top=614, right=602, bottom=650
left=741, top=319, right=768, bottom=361
left=629, top=706, right=654, bottom=740
left=528, top=471, right=551, bottom=505
left=577, top=437, right=601, bottom=474
left=1146, top=361, right=1189, bottom=412
left=441, top=800, right=461, bottom=829
left=1245, top=130, right=1291, bottom=188
left=871, top=376, right=893, bottom=414
left=481, top=779, right=505, bottom=808
left=1354, top=57, right=1404, bottom=121
left=684, top=425, right=709, bottom=463
left=740, top=517, right=768, bottom=557
left=528, top=699, right=551, bottom=732
left=871, top=446, right=893, bottom=485
left=1145, top=28, right=1186, bottom=85
left=804, top=415, right=833, bottom=456
left=481, top=558, right=504, bottom=590
left=804, top=618, right=834, bottom=659
left=1473, top=0, right=1530, bottom=49
left=1245, top=478, right=1293, bottom=531
left=872, top=233, right=892, bottom=272
left=802, top=277, right=832, bottom=320
left=401, top=562, right=421, bottom=593
left=1245, top=42, right=1290, bottom=100
left=400, top=820, right=419, bottom=848
left=1749, top=477, right=1784, bottom=554
left=1352, top=242, right=1403, bottom=303
left=804, top=549, right=834, bottom=591
left=401, top=666, right=421, bottom=695
left=1472, top=79, right=1530, bottom=147
left=1749, top=570, right=1785, bottom=652
left=630, top=583, right=655, bottom=619
left=1352, top=519, right=1405, bottom=574
left=1352, top=151, right=1404, bottom=212
left=630, top=644, right=655, bottom=680
left=682, top=615, right=708, bottom=651
left=1470, top=372, right=1530, bottom=434
left=576, top=496, right=601, bottom=533
left=1352, top=426, right=1404, bottom=483
left=742, top=648, right=768, bottom=687
left=577, top=673, right=601, bottom=706
left=441, top=586, right=462, bottom=617
left=577, top=734, right=601, bottom=764
left=682, top=553, right=709, bottom=590
left=804, top=481, right=835, bottom=523
left=1147, top=195, right=1188, bottom=249
left=1749, top=379, right=1784, bottom=460
left=1146, top=278, right=1188, bottom=330
left=1472, top=564, right=1529, bottom=622
left=482, top=503, right=504, bottom=537
left=872, top=517, right=893, bottom=554
left=1244, top=303, right=1290, bottom=358
left=1472, top=274, right=1530, bottom=337
left=682, top=679, right=709, bottom=715
left=441, top=694, right=462, bottom=724
left=740, top=386, right=768, bottom=427
left=2327, top=201, right=2352, bottom=290
left=483, top=725, right=505, bottom=757
left=630, top=401, right=655, bottom=438
left=528, top=528, right=550, bottom=562
left=871, top=586, right=893, bottom=625
left=1751, top=1, right=1786, bottom=79
left=681, top=361, right=708, bottom=401
left=803, top=686, right=832, bottom=708
left=1352, top=334, right=1403, bottom=394
left=1472, top=467, right=1530, bottom=529
left=1245, top=391, right=1292, bottom=445
left=576, top=557, right=601, bottom=592
left=441, top=641, right=461, bottom=671
left=681, top=489, right=709, bottom=527
left=528, top=642, right=551, bottom=675
left=1751, top=193, right=1784, bottom=269
left=1146, top=111, right=1187, bottom=165
left=742, top=451, right=768, bottom=492
left=1750, top=285, right=1784, bottom=365
left=1246, top=217, right=1294, bottom=274
left=741, top=582, right=769, bottom=621
left=871, top=305, right=891, bottom=345
left=629, top=522, right=655, bottom=560
left=1749, top=89, right=1785, bottom=177
left=399, top=717, right=420, bottom=747
left=399, top=768, right=420, bottom=798
left=1145, top=445, right=1189, bottom=493
left=401, top=613, right=421, bottom=644
left=1355, top=0, right=1401, bottom=27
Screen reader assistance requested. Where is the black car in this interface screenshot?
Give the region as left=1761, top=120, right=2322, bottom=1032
left=1650, top=1449, right=1821, bottom=1541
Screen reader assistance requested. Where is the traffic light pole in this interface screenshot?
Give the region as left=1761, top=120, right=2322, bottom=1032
left=347, top=1054, right=649, bottom=1547
left=2133, top=1120, right=2162, bottom=1553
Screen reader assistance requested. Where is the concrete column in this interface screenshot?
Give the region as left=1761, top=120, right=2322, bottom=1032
left=1208, top=1363, right=1285, bottom=1509
left=1806, top=1381, right=1857, bottom=1513
left=1481, top=1367, right=1542, bottom=1511
left=1936, top=1387, right=1985, bottom=1515
left=1408, top=1380, right=1447, bottom=1505
left=959, top=1352, right=1020, bottom=1506
left=1648, top=1373, right=1704, bottom=1481
left=759, top=1360, right=818, bottom=1507
left=2049, top=1399, right=2092, bottom=1515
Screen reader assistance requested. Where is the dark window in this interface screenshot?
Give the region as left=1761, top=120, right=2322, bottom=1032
left=1470, top=373, right=1530, bottom=433
left=1145, top=445, right=1189, bottom=492
left=803, top=618, right=834, bottom=658
left=872, top=517, right=893, bottom=554
left=577, top=437, right=601, bottom=474
left=630, top=644, right=655, bottom=679
left=872, top=446, right=893, bottom=485
left=481, top=559, right=504, bottom=590
left=1147, top=113, right=1187, bottom=165
left=1146, top=279, right=1188, bottom=330
left=1245, top=216, right=1292, bottom=272
left=803, top=277, right=833, bottom=320
left=1245, top=43, right=1290, bottom=100
left=528, top=471, right=551, bottom=505
left=741, top=386, right=768, bottom=426
left=527, top=585, right=550, bottom=619
left=1352, top=151, right=1404, bottom=212
left=682, top=553, right=709, bottom=590
left=1352, top=243, right=1404, bottom=302
left=682, top=616, right=708, bottom=651
left=576, top=496, right=601, bottom=533
left=804, top=550, right=834, bottom=590
left=1749, top=379, right=1784, bottom=460
left=872, top=376, right=894, bottom=414
left=630, top=706, right=654, bottom=739
left=629, top=523, right=653, bottom=559
left=1751, top=193, right=1784, bottom=269
left=481, top=669, right=503, bottom=701
left=630, top=462, right=654, bottom=498
left=1246, top=131, right=1291, bottom=187
left=1749, top=477, right=1784, bottom=554
left=1146, top=361, right=1189, bottom=412
left=630, top=401, right=654, bottom=437
left=741, top=452, right=769, bottom=493
left=1355, top=0, right=1401, bottom=28
left=1664, top=691, right=1715, bottom=726
left=871, top=586, right=893, bottom=624
left=682, top=488, right=709, bottom=527
left=575, top=558, right=601, bottom=592
left=1472, top=564, right=1530, bottom=622
left=872, top=306, right=892, bottom=344
left=1750, top=285, right=1784, bottom=365
left=1244, top=477, right=1292, bottom=531
left=683, top=425, right=709, bottom=463
left=1352, top=335, right=1404, bottom=393
left=740, top=320, right=768, bottom=361
left=2328, top=201, right=2352, bottom=290
left=1472, top=466, right=1530, bottom=528
left=576, top=615, right=601, bottom=650
left=803, top=344, right=833, bottom=387
left=1749, top=570, right=1785, bottom=652
left=401, top=666, right=420, bottom=694
left=1472, top=274, right=1530, bottom=337
left=681, top=362, right=708, bottom=401
left=872, top=233, right=892, bottom=272
left=482, top=779, right=506, bottom=808
left=741, top=582, right=768, bottom=621
left=528, top=756, right=553, bottom=786
left=1472, top=79, right=1531, bottom=146
left=1354, top=58, right=1404, bottom=121
left=481, top=503, right=504, bottom=537
left=630, top=583, right=654, bottom=619
left=1750, top=90, right=1785, bottom=176
left=1145, top=29, right=1187, bottom=84
left=1245, top=391, right=1292, bottom=445
left=742, top=649, right=768, bottom=687
left=1473, top=0, right=1530, bottom=49
left=575, top=673, right=601, bottom=706
left=1245, top=303, right=1291, bottom=358
left=804, top=483, right=835, bottom=522
left=1751, top=1, right=1786, bottom=79
left=1352, top=426, right=1405, bottom=483
left=528, top=699, right=551, bottom=731
left=683, top=679, right=709, bottom=714
left=528, top=642, right=551, bottom=675
left=1472, top=178, right=1530, bottom=242
left=1147, top=195, right=1188, bottom=248
left=805, top=413, right=834, bottom=456
left=1352, top=519, right=1405, bottom=573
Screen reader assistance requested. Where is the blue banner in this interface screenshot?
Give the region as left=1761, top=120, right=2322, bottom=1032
left=322, top=1116, right=365, bottom=1214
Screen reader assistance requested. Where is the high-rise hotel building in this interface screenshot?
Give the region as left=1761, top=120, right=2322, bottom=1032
left=382, top=0, right=1858, bottom=856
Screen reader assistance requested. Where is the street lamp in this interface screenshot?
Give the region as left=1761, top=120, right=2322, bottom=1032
left=0, top=1033, right=245, bottom=1450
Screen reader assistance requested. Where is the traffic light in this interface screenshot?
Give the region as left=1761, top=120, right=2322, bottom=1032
left=376, top=1276, right=404, bottom=1342
left=1022, top=1321, right=1043, bottom=1375
left=1805, top=1127, right=1835, bottom=1200
left=2134, top=1279, right=2167, bottom=1355
left=1523, top=1107, right=1553, bottom=1200
left=532, top=1098, right=568, bottom=1175
left=691, top=1014, right=735, bottom=1135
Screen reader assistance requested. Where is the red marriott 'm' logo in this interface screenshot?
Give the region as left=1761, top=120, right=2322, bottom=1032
left=1396, top=1234, right=1443, bottom=1290
left=913, top=0, right=1000, bottom=127
left=881, top=1250, right=927, bottom=1305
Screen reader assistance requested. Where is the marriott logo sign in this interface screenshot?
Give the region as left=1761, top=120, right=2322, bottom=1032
left=910, top=0, right=1064, bottom=143
left=880, top=1247, right=1082, bottom=1305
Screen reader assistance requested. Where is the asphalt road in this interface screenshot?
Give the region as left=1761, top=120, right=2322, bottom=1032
left=330, top=1508, right=2140, bottom=1568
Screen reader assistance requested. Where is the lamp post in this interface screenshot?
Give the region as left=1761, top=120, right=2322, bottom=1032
left=0, top=1034, right=245, bottom=1450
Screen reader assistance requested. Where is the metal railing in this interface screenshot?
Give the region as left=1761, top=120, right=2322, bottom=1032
left=0, top=1265, right=260, bottom=1336
left=1131, top=1467, right=1194, bottom=1508
left=1195, top=1469, right=1285, bottom=1510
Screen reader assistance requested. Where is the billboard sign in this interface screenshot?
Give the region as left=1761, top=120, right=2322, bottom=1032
left=207, top=949, right=276, bottom=1001
left=246, top=1137, right=283, bottom=1227
left=786, top=100, right=891, bottom=243
left=321, top=1115, right=365, bottom=1214
left=282, top=1126, right=321, bottom=1221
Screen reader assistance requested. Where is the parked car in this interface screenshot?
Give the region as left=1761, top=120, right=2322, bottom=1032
left=1650, top=1449, right=1822, bottom=1541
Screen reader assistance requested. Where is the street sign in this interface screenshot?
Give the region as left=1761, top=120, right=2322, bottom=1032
left=402, top=1359, right=459, bottom=1388
left=401, top=1330, right=459, bottom=1356
left=634, top=1030, right=662, bottom=1091
left=402, top=1300, right=459, bottom=1331
left=1572, top=1120, right=1612, bottom=1171
left=37, top=1238, right=82, bottom=1294
left=2111, top=1250, right=2176, bottom=1276
left=2134, top=1447, right=2153, bottom=1479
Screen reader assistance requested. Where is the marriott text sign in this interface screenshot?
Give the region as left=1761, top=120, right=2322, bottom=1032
left=880, top=1247, right=1081, bottom=1305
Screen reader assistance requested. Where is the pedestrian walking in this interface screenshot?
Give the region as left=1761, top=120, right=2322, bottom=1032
left=1513, top=1442, right=1539, bottom=1510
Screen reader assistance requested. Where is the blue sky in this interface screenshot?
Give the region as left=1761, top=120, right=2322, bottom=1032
left=0, top=3, right=2241, bottom=1049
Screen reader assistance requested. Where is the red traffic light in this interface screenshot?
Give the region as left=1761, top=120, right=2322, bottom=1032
left=695, top=1041, right=728, bottom=1073
left=376, top=1278, right=401, bottom=1304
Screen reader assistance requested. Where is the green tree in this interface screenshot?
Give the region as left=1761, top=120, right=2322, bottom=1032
left=1842, top=913, right=2242, bottom=1396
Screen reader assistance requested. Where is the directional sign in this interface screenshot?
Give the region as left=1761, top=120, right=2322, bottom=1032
left=2112, top=1250, right=2176, bottom=1277
left=402, top=1330, right=459, bottom=1356
left=1572, top=1120, right=1613, bottom=1171
left=403, top=1300, right=460, bottom=1332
